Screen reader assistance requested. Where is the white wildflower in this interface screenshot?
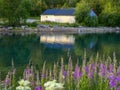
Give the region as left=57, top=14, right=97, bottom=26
left=16, top=79, right=31, bottom=90
left=16, top=86, right=24, bottom=90
left=18, top=79, right=30, bottom=86
left=44, top=80, right=64, bottom=90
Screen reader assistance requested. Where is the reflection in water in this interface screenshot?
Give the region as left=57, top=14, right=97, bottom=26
left=89, top=41, right=96, bottom=49
left=40, top=35, right=75, bottom=48
left=0, top=33, right=120, bottom=71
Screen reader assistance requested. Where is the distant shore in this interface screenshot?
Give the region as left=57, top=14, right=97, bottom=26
left=0, top=26, right=120, bottom=35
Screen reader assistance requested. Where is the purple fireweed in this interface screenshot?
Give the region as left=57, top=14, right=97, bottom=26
left=91, top=63, right=98, bottom=75
left=63, top=71, right=67, bottom=78
left=109, top=64, right=114, bottom=73
left=73, top=65, right=82, bottom=79
left=34, top=86, right=43, bottom=90
left=87, top=72, right=93, bottom=78
left=73, top=71, right=82, bottom=79
left=117, top=67, right=120, bottom=75
left=41, top=74, right=46, bottom=79
left=109, top=73, right=115, bottom=79
left=109, top=73, right=117, bottom=88
left=87, top=64, right=94, bottom=78
left=25, top=68, right=31, bottom=75
left=99, top=63, right=107, bottom=77
left=117, top=87, right=120, bottom=90
left=116, top=75, right=120, bottom=83
left=109, top=79, right=117, bottom=88
left=4, top=75, right=10, bottom=86
left=84, top=65, right=89, bottom=74
left=24, top=67, right=32, bottom=80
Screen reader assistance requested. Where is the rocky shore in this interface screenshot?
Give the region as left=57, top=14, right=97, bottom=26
left=0, top=26, right=120, bottom=35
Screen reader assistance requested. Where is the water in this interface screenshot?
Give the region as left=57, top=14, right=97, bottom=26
left=0, top=33, right=120, bottom=77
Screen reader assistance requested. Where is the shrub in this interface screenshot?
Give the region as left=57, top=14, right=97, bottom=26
left=99, top=13, right=120, bottom=27
left=75, top=1, right=98, bottom=27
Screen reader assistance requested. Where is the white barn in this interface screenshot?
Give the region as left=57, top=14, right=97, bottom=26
left=40, top=8, right=75, bottom=23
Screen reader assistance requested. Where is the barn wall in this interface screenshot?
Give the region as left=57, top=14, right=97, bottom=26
left=41, top=15, right=75, bottom=23
left=41, top=15, right=55, bottom=22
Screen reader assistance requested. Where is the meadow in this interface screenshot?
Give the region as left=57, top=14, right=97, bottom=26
left=1, top=52, right=120, bottom=90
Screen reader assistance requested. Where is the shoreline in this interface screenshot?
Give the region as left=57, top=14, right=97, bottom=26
left=0, top=27, right=120, bottom=35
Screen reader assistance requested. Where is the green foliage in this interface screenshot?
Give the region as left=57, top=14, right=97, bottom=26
left=0, top=0, right=29, bottom=26
left=99, top=1, right=120, bottom=26
left=75, top=1, right=98, bottom=26
left=30, top=0, right=47, bottom=16
left=75, top=0, right=120, bottom=27
left=75, top=1, right=90, bottom=23
left=0, top=0, right=120, bottom=26
left=85, top=16, right=98, bottom=27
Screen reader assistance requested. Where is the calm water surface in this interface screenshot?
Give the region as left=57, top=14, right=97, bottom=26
left=0, top=33, right=120, bottom=76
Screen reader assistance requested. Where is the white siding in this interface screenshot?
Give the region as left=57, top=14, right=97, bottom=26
left=41, top=15, right=55, bottom=22
left=41, top=15, right=75, bottom=23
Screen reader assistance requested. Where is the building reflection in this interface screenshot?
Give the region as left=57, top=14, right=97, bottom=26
left=40, top=35, right=75, bottom=48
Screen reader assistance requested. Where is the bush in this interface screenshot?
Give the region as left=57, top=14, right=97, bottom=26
left=75, top=1, right=98, bottom=27
left=99, top=13, right=120, bottom=27
left=75, top=1, right=90, bottom=23
left=85, top=16, right=98, bottom=27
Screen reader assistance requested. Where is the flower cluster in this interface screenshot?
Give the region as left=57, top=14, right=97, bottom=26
left=16, top=79, right=31, bottom=90
left=1, top=54, right=120, bottom=90
left=44, top=80, right=64, bottom=90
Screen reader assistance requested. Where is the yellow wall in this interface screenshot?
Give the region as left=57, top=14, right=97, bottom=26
left=41, top=15, right=75, bottom=23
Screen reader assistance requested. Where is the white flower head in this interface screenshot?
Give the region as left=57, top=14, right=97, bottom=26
left=18, top=79, right=30, bottom=86
left=44, top=80, right=64, bottom=90
left=24, top=86, right=31, bottom=90
left=16, top=86, right=24, bottom=90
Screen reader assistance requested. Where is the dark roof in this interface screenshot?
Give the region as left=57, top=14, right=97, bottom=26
left=43, top=43, right=73, bottom=49
left=42, top=8, right=75, bottom=15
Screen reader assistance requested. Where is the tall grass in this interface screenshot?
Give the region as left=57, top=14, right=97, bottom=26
left=0, top=52, right=120, bottom=90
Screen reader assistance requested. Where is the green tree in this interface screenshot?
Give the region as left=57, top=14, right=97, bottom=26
left=75, top=1, right=90, bottom=24
left=31, top=0, right=47, bottom=16
left=1, top=0, right=29, bottom=26
left=99, top=1, right=120, bottom=26
left=75, top=1, right=99, bottom=26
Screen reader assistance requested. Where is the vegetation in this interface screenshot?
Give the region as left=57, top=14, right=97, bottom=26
left=75, top=0, right=120, bottom=26
left=0, top=0, right=29, bottom=26
left=1, top=52, right=120, bottom=90
left=0, top=0, right=120, bottom=26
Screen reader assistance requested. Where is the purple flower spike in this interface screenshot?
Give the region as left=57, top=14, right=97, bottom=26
left=116, top=76, right=120, bottom=83
left=34, top=86, right=43, bottom=90
left=117, top=87, right=120, bottom=90
left=99, top=63, right=107, bottom=77
left=73, top=65, right=82, bottom=79
left=4, top=78, right=10, bottom=86
left=4, top=75, right=10, bottom=86
left=109, top=73, right=117, bottom=88
left=84, top=66, right=89, bottom=74
left=25, top=68, right=31, bottom=75
left=87, top=72, right=93, bottom=78
left=41, top=74, right=46, bottom=78
left=109, top=64, right=113, bottom=73
left=109, top=79, right=117, bottom=88
left=63, top=71, right=67, bottom=78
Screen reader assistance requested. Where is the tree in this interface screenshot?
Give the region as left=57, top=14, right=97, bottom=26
left=99, top=1, right=120, bottom=26
left=1, top=0, right=29, bottom=26
left=30, top=0, right=47, bottom=16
